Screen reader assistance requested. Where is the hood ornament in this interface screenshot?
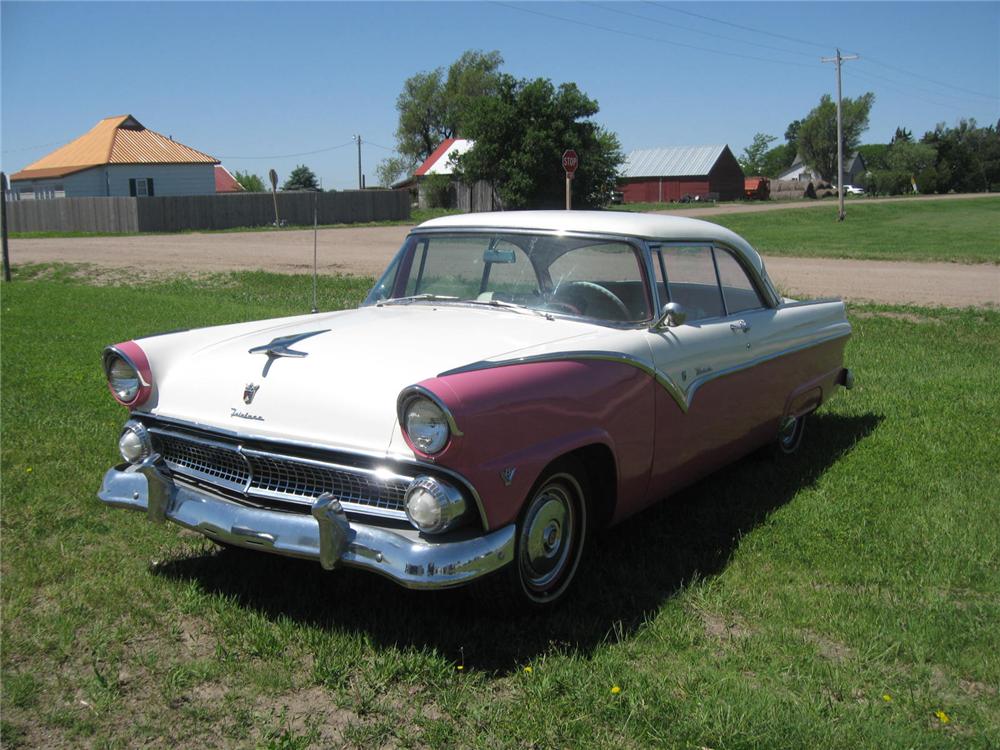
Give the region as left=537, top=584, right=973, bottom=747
left=249, top=329, right=329, bottom=376
left=249, top=329, right=329, bottom=359
left=243, top=383, right=260, bottom=404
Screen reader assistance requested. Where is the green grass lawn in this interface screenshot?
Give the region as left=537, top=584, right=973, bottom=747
left=2, top=270, right=998, bottom=748
left=704, top=197, right=1000, bottom=263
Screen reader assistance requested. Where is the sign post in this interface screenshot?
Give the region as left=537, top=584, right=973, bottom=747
left=268, top=168, right=280, bottom=226
left=562, top=149, right=578, bottom=210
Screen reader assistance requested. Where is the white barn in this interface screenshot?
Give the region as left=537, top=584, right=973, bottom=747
left=9, top=115, right=219, bottom=200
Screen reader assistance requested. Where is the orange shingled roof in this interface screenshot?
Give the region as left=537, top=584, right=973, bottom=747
left=11, top=115, right=219, bottom=181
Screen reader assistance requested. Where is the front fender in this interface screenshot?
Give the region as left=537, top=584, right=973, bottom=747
left=417, top=359, right=655, bottom=529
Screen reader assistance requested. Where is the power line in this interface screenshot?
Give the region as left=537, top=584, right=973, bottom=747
left=862, top=56, right=999, bottom=102
left=218, top=141, right=355, bottom=160
left=850, top=68, right=986, bottom=114
left=1, top=140, right=67, bottom=154
left=645, top=1, right=833, bottom=52
left=647, top=1, right=998, bottom=106
left=491, top=2, right=822, bottom=69
left=851, top=65, right=995, bottom=109
left=596, top=3, right=815, bottom=59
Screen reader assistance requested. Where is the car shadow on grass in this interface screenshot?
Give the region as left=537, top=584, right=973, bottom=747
left=152, top=411, right=881, bottom=674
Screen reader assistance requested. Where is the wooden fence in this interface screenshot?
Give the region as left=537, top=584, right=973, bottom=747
left=5, top=190, right=410, bottom=233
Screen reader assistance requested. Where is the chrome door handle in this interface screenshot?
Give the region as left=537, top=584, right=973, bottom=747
left=730, top=320, right=751, bottom=333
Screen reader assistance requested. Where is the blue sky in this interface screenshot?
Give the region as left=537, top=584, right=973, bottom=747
left=2, top=1, right=997, bottom=189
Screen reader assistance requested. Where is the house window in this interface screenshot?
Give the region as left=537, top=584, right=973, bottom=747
left=129, top=178, right=155, bottom=197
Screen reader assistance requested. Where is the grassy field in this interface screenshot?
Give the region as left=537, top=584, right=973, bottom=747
left=2, top=269, right=998, bottom=748
left=704, top=197, right=1000, bottom=264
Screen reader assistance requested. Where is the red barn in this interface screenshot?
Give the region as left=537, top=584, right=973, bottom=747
left=619, top=145, right=745, bottom=203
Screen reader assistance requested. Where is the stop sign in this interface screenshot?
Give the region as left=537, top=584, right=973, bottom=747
left=562, top=149, right=579, bottom=176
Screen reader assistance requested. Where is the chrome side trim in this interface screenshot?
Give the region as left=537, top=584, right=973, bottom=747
left=778, top=297, right=845, bottom=309
left=437, top=329, right=852, bottom=414
left=98, top=463, right=515, bottom=589
left=129, top=412, right=489, bottom=531
left=438, top=350, right=689, bottom=413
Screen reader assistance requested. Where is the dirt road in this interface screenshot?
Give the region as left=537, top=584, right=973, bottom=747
left=10, top=212, right=999, bottom=308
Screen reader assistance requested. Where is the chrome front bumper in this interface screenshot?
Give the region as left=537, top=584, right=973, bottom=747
left=97, top=454, right=515, bottom=589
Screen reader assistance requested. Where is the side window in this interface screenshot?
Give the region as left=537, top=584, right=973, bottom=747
left=714, top=249, right=764, bottom=314
left=661, top=245, right=724, bottom=321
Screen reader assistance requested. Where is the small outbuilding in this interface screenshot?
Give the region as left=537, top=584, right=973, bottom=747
left=618, top=145, right=745, bottom=203
left=9, top=114, right=219, bottom=199
left=778, top=152, right=866, bottom=186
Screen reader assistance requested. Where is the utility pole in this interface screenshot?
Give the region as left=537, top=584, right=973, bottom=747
left=1, top=172, right=11, bottom=282
left=355, top=135, right=363, bottom=190
left=821, top=48, right=859, bottom=221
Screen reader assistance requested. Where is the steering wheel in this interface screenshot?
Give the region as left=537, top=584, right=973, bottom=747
left=553, top=281, right=631, bottom=320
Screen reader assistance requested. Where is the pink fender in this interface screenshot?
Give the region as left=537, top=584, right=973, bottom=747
left=417, top=360, right=655, bottom=530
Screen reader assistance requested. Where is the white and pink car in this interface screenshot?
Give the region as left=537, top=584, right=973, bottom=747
left=99, top=211, right=853, bottom=607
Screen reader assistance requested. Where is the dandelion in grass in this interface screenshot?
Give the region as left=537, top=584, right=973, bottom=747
left=882, top=693, right=892, bottom=702
left=611, top=685, right=621, bottom=695
left=26, top=467, right=32, bottom=473
left=456, top=665, right=464, bottom=672
left=935, top=710, right=950, bottom=724
left=523, top=666, right=532, bottom=674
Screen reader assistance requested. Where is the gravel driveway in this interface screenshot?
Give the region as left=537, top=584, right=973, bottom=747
left=9, top=217, right=999, bottom=309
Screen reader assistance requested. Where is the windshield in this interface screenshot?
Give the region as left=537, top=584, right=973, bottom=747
left=363, top=232, right=652, bottom=324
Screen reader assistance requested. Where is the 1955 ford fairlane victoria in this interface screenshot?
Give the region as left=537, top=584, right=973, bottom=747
left=99, top=211, right=853, bottom=607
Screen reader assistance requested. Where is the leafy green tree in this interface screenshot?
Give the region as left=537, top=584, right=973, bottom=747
left=281, top=165, right=319, bottom=191
left=759, top=143, right=796, bottom=178
left=892, top=126, right=913, bottom=144
left=232, top=170, right=266, bottom=192
left=798, top=92, right=875, bottom=183
left=455, top=75, right=624, bottom=209
left=391, top=49, right=504, bottom=165
left=857, top=144, right=890, bottom=171
left=922, top=119, right=1000, bottom=192
left=739, top=133, right=777, bottom=175
left=376, top=156, right=414, bottom=188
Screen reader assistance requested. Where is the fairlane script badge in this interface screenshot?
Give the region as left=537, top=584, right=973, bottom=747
left=231, top=408, right=264, bottom=421
left=243, top=383, right=260, bottom=404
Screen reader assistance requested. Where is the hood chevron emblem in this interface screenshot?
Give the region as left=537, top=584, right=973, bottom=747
left=249, top=329, right=330, bottom=359
left=249, top=329, right=329, bottom=376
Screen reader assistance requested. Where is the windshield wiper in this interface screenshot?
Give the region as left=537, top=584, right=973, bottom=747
left=467, top=298, right=551, bottom=318
left=378, top=294, right=460, bottom=306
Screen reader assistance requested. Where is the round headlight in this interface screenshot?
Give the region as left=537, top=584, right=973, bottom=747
left=108, top=355, right=141, bottom=403
left=403, top=397, right=450, bottom=455
left=118, top=420, right=152, bottom=463
left=404, top=476, right=467, bottom=534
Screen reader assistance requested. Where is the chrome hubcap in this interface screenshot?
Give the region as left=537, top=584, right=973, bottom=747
left=520, top=486, right=575, bottom=591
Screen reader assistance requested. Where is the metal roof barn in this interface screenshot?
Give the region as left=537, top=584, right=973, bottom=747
left=619, top=145, right=745, bottom=204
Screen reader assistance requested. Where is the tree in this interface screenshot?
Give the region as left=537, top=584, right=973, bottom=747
left=455, top=75, right=624, bottom=209
left=281, top=164, right=319, bottom=191
left=892, top=126, right=913, bottom=144
left=376, top=156, right=413, bottom=188
left=388, top=49, right=504, bottom=167
left=922, top=119, right=1000, bottom=193
left=232, top=170, right=266, bottom=192
left=798, top=92, right=875, bottom=183
left=739, top=133, right=777, bottom=175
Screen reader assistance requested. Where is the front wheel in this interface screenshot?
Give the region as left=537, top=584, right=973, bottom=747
left=476, top=459, right=590, bottom=610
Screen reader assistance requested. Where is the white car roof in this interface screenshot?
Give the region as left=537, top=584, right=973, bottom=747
left=416, top=210, right=766, bottom=275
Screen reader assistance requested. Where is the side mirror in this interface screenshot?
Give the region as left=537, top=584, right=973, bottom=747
left=653, top=302, right=687, bottom=329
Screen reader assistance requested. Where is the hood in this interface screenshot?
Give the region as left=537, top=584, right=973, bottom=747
left=146, top=304, right=598, bottom=454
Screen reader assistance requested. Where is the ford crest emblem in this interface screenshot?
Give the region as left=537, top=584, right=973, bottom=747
left=243, top=383, right=260, bottom=404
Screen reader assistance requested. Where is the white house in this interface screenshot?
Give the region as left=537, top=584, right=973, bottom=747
left=10, top=115, right=219, bottom=199
left=778, top=152, right=866, bottom=186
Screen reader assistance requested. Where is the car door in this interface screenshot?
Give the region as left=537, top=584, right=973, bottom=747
left=644, top=243, right=771, bottom=498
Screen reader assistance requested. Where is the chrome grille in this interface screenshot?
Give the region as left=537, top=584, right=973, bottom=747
left=149, top=428, right=411, bottom=519
left=155, top=433, right=249, bottom=492
left=243, top=450, right=409, bottom=511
